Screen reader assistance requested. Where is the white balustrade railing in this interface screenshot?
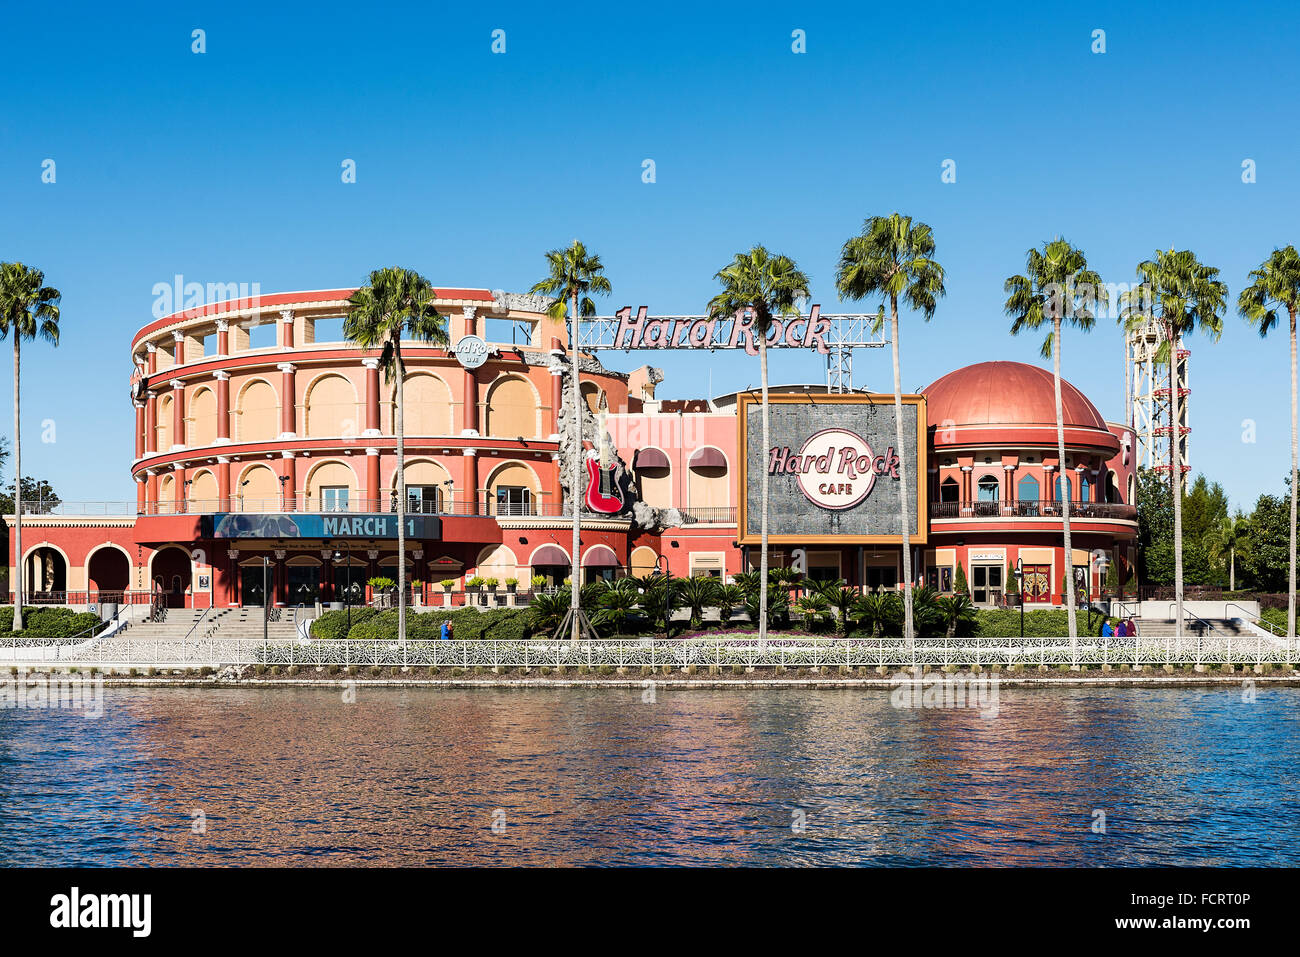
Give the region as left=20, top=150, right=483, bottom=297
left=0, top=634, right=1296, bottom=670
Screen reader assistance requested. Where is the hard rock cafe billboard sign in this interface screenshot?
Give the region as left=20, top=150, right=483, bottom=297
left=737, top=393, right=927, bottom=545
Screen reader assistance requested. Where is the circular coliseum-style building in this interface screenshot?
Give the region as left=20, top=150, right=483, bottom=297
left=7, top=288, right=1137, bottom=612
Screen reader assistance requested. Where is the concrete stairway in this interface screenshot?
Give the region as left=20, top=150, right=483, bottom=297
left=1136, top=617, right=1248, bottom=638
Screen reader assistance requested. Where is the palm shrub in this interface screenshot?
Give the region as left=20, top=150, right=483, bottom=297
left=937, top=593, right=977, bottom=638
left=717, top=584, right=746, bottom=625
left=851, top=592, right=889, bottom=638
left=594, top=589, right=639, bottom=635
left=679, top=575, right=719, bottom=628
left=815, top=579, right=859, bottom=634
left=528, top=592, right=568, bottom=635
left=795, top=592, right=833, bottom=631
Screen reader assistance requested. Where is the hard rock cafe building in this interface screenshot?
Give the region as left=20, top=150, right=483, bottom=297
left=7, top=288, right=1138, bottom=612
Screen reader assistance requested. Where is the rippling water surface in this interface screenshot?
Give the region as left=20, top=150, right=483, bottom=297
left=1, top=685, right=1297, bottom=866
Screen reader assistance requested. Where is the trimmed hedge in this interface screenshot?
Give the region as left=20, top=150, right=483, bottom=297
left=972, top=609, right=1115, bottom=638
left=0, top=606, right=103, bottom=639
left=311, top=607, right=531, bottom=642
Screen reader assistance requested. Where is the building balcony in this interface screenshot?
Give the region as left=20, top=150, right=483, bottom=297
left=929, top=499, right=1136, bottom=521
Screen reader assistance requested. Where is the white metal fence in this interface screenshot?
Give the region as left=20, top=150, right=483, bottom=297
left=3, top=634, right=1298, bottom=670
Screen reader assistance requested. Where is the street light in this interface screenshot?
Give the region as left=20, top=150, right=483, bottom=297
left=1015, top=558, right=1025, bottom=639
left=261, top=555, right=270, bottom=647
left=333, top=543, right=353, bottom=633
left=655, top=554, right=671, bottom=642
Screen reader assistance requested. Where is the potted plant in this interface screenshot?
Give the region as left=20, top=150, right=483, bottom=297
left=440, top=579, right=456, bottom=608
left=531, top=574, right=546, bottom=594
left=411, top=579, right=424, bottom=607
left=483, top=577, right=499, bottom=606
left=368, top=576, right=396, bottom=608
left=505, top=577, right=518, bottom=594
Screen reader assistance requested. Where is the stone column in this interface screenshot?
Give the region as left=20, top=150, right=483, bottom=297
left=281, top=451, right=296, bottom=510
left=549, top=355, right=564, bottom=438
left=171, top=380, right=186, bottom=450
left=134, top=400, right=145, bottom=460
left=277, top=362, right=296, bottom=438
left=145, top=391, right=157, bottom=454
left=215, top=319, right=229, bottom=357
left=136, top=474, right=146, bottom=513
left=145, top=469, right=158, bottom=514
left=365, top=447, right=380, bottom=512
left=217, top=457, right=231, bottom=511
left=280, top=309, right=295, bottom=350
left=172, top=330, right=185, bottom=365
left=146, top=342, right=158, bottom=375
left=363, top=358, right=381, bottom=435
left=174, top=465, right=186, bottom=513
left=464, top=448, right=478, bottom=515
left=461, top=307, right=479, bottom=435
left=215, top=371, right=230, bottom=442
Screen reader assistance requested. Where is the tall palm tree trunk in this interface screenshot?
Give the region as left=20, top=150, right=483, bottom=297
left=759, top=332, right=769, bottom=646
left=12, top=332, right=22, bottom=631
left=1284, top=312, right=1294, bottom=642
left=1053, top=318, right=1079, bottom=656
left=570, top=291, right=582, bottom=641
left=395, top=347, right=407, bottom=644
left=1170, top=330, right=1184, bottom=638
left=890, top=297, right=914, bottom=648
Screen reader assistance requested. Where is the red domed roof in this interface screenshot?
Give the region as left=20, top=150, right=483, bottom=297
left=923, top=361, right=1117, bottom=452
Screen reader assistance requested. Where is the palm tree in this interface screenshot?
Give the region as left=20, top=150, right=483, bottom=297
left=530, top=240, right=612, bottom=640
left=678, top=575, right=719, bottom=629
left=1120, top=249, right=1227, bottom=636
left=1004, top=239, right=1106, bottom=657
left=707, top=246, right=811, bottom=647
left=344, top=267, right=448, bottom=644
left=1207, top=513, right=1247, bottom=592
left=1239, top=245, right=1300, bottom=637
left=835, top=214, right=945, bottom=648
left=814, top=578, right=859, bottom=634
left=0, top=263, right=61, bottom=631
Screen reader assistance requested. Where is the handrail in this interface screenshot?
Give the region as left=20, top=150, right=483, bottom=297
left=1225, top=602, right=1285, bottom=638
left=180, top=607, right=211, bottom=646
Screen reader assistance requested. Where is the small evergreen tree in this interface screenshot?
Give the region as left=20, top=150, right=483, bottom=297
left=1104, top=559, right=1119, bottom=597
left=954, top=562, right=970, bottom=598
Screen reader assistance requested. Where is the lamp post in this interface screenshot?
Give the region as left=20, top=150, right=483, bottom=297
left=262, top=555, right=270, bottom=647
left=1015, top=558, right=1025, bottom=639
left=656, top=554, right=671, bottom=642
left=333, top=543, right=353, bottom=633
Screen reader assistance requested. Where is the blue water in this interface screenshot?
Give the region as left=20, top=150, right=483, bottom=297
left=0, top=686, right=1296, bottom=866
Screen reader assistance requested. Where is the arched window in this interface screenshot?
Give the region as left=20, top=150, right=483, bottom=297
left=1080, top=473, right=1091, bottom=503
left=1017, top=474, right=1039, bottom=501
left=1054, top=475, right=1072, bottom=502
left=485, top=377, right=539, bottom=439
left=976, top=474, right=1000, bottom=501
left=1105, top=471, right=1120, bottom=503
left=940, top=477, right=959, bottom=503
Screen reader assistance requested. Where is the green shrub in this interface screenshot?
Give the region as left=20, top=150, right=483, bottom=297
left=973, top=609, right=1111, bottom=638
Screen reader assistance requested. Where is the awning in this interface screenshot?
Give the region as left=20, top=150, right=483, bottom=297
left=581, top=545, right=619, bottom=568
left=635, top=448, right=670, bottom=470
left=530, top=545, right=569, bottom=566
left=688, top=447, right=726, bottom=470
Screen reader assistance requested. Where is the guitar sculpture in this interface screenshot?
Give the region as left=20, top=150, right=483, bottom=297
left=585, top=402, right=625, bottom=514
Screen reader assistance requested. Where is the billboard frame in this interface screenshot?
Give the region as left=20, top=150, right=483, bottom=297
left=736, top=392, right=929, bottom=546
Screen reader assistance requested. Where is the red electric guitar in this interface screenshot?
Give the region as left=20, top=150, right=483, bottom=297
left=585, top=404, right=624, bottom=514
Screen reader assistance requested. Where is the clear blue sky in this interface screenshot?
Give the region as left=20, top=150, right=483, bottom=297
left=1, top=0, right=1295, bottom=511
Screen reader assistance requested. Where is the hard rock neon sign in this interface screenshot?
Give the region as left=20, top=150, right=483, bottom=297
left=768, top=428, right=900, bottom=510
left=612, top=305, right=831, bottom=355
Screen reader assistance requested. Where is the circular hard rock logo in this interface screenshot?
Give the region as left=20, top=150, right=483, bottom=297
left=454, top=334, right=489, bottom=369
left=795, top=428, right=877, bottom=510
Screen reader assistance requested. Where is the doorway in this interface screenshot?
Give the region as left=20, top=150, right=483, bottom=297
left=241, top=565, right=269, bottom=606
left=971, top=564, right=1003, bottom=606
